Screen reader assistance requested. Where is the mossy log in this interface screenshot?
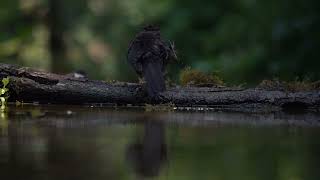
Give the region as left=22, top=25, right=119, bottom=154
left=0, top=63, right=319, bottom=112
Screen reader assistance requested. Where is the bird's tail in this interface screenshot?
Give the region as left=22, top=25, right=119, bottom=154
left=143, top=60, right=165, bottom=101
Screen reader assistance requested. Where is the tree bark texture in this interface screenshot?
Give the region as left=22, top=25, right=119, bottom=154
left=0, top=63, right=319, bottom=112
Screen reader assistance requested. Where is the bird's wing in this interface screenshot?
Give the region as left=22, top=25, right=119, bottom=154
left=127, top=39, right=144, bottom=75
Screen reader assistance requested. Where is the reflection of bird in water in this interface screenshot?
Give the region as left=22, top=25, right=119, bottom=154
left=127, top=25, right=177, bottom=102
left=126, top=120, right=167, bottom=178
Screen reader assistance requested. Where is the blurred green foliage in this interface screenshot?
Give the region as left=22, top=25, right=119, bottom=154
left=0, top=77, right=9, bottom=111
left=0, top=0, right=319, bottom=84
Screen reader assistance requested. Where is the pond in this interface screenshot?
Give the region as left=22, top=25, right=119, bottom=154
left=0, top=105, right=320, bottom=180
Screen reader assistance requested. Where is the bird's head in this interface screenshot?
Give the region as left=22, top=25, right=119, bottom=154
left=140, top=25, right=161, bottom=39
left=143, top=25, right=160, bottom=31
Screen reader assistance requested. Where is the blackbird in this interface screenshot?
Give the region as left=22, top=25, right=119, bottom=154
left=127, top=25, right=177, bottom=101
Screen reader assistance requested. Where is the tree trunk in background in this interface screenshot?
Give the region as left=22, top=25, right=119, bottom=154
left=48, top=0, right=69, bottom=73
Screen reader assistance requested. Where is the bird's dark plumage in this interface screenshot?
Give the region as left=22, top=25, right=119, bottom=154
left=127, top=25, right=177, bottom=101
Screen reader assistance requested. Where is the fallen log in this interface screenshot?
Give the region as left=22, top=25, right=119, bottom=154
left=0, top=63, right=319, bottom=112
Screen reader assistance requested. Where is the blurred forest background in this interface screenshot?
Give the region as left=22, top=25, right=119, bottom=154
left=0, top=0, right=319, bottom=84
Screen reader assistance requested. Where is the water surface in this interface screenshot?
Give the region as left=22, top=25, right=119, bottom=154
left=0, top=105, right=320, bottom=180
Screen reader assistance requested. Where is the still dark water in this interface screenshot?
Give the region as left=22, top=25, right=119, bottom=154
left=0, top=105, right=320, bottom=180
